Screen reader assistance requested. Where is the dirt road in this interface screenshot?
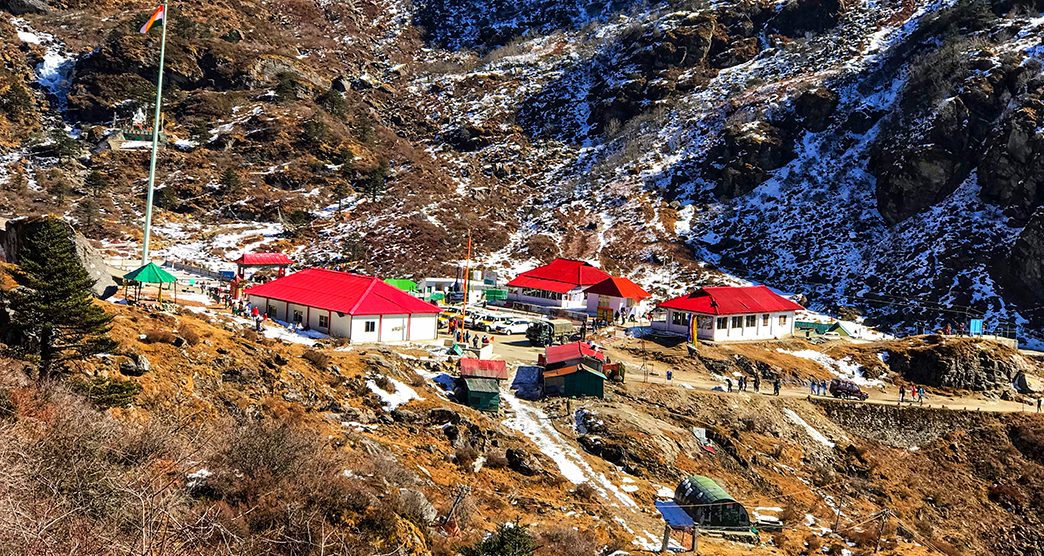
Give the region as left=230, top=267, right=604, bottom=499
left=485, top=331, right=1039, bottom=415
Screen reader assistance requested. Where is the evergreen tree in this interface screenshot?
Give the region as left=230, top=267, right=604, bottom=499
left=84, top=169, right=108, bottom=197
left=49, top=129, right=80, bottom=164
left=460, top=522, right=535, bottom=556
left=76, top=196, right=100, bottom=231
left=6, top=218, right=116, bottom=381
left=219, top=167, right=242, bottom=200
left=362, top=161, right=388, bottom=202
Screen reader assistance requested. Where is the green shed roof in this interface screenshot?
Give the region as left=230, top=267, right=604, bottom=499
left=679, top=475, right=736, bottom=504
left=385, top=279, right=418, bottom=292
left=124, top=262, right=177, bottom=284
left=463, top=377, right=500, bottom=394
left=795, top=321, right=833, bottom=334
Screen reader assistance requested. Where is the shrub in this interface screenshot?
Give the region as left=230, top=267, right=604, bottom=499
left=573, top=482, right=598, bottom=502
left=303, top=349, right=332, bottom=369
left=179, top=326, right=201, bottom=346
left=372, top=373, right=395, bottom=392
left=0, top=389, right=14, bottom=420
left=71, top=377, right=143, bottom=409
left=460, top=521, right=536, bottom=556
left=538, top=527, right=599, bottom=556
left=142, top=330, right=177, bottom=344
left=455, top=445, right=480, bottom=470
left=485, top=452, right=508, bottom=469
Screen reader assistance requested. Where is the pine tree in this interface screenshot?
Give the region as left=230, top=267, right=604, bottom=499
left=219, top=167, right=242, bottom=200
left=460, top=521, right=535, bottom=556
left=6, top=218, right=116, bottom=381
left=84, top=169, right=108, bottom=197
left=362, top=161, right=388, bottom=202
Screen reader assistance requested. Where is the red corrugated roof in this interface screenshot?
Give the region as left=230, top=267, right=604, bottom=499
left=235, top=253, right=294, bottom=266
left=584, top=276, right=651, bottom=300
left=659, top=286, right=804, bottom=315
left=505, top=275, right=578, bottom=293
left=459, top=358, right=508, bottom=380
left=545, top=342, right=606, bottom=365
left=507, top=258, right=611, bottom=291
left=244, top=268, right=442, bottom=315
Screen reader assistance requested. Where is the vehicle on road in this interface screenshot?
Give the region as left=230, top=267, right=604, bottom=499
left=828, top=378, right=869, bottom=401
left=492, top=319, right=531, bottom=335
left=526, top=318, right=577, bottom=346
left=479, top=314, right=513, bottom=331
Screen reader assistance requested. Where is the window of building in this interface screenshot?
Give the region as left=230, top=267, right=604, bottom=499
left=365, top=321, right=376, bottom=333
left=762, top=314, right=770, bottom=326
left=745, top=315, right=757, bottom=328
left=716, top=317, right=728, bottom=329
left=731, top=316, right=744, bottom=328
left=671, top=311, right=691, bottom=326
left=318, top=314, right=329, bottom=328
left=779, top=315, right=788, bottom=326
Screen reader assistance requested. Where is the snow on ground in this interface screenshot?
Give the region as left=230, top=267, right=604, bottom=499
left=782, top=349, right=883, bottom=387
left=783, top=408, right=836, bottom=449
left=501, top=389, right=638, bottom=509
left=366, top=376, right=422, bottom=411
left=12, top=18, right=75, bottom=112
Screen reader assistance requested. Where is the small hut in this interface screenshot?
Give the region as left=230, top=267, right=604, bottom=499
left=459, top=358, right=507, bottom=412
left=674, top=475, right=750, bottom=531
left=234, top=252, right=294, bottom=279
left=542, top=364, right=606, bottom=398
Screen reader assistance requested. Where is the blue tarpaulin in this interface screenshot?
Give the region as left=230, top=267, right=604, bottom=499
left=655, top=501, right=694, bottom=529
left=969, top=319, right=983, bottom=335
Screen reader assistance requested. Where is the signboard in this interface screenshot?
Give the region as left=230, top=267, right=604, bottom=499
left=969, top=319, right=983, bottom=336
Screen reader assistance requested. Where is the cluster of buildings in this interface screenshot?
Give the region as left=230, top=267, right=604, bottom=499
left=233, top=254, right=811, bottom=346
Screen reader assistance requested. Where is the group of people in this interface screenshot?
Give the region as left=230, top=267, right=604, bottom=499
left=809, top=379, right=831, bottom=396
left=225, top=299, right=268, bottom=332
left=724, top=375, right=779, bottom=396
left=898, top=384, right=927, bottom=405
left=455, top=329, right=493, bottom=348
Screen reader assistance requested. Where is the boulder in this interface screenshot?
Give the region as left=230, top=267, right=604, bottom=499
left=768, top=0, right=843, bottom=37
left=885, top=338, right=1031, bottom=392
left=0, top=0, right=49, bottom=14
left=397, top=489, right=437, bottom=523
left=0, top=217, right=118, bottom=299
left=506, top=448, right=541, bottom=476
left=712, top=120, right=796, bottom=198
left=119, top=353, right=150, bottom=377
left=795, top=88, right=839, bottom=132
left=426, top=407, right=461, bottom=425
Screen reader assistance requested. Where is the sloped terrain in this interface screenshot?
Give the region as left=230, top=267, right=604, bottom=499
left=0, top=1, right=1041, bottom=332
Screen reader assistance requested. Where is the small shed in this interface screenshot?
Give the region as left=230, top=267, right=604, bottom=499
left=674, top=475, right=750, bottom=531
left=542, top=342, right=606, bottom=372
left=459, top=358, right=507, bottom=412
left=543, top=364, right=606, bottom=398
left=234, top=252, right=294, bottom=279
left=462, top=378, right=501, bottom=412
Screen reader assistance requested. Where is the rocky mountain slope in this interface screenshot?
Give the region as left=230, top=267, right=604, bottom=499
left=0, top=0, right=1041, bottom=340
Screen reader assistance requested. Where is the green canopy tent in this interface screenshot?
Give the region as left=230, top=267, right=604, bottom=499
left=123, top=262, right=178, bottom=304
left=385, top=278, right=418, bottom=292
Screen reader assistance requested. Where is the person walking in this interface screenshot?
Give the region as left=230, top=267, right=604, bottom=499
left=773, top=378, right=781, bottom=396
left=810, top=380, right=817, bottom=395
left=753, top=375, right=761, bottom=393
left=899, top=385, right=906, bottom=404
left=918, top=386, right=925, bottom=406
left=726, top=378, right=733, bottom=393
left=1037, top=397, right=1041, bottom=413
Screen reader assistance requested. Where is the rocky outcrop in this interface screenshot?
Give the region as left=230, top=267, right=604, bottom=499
left=814, top=398, right=990, bottom=448
left=0, top=0, right=49, bottom=15
left=767, top=0, right=843, bottom=37
left=979, top=101, right=1044, bottom=223
left=0, top=217, right=117, bottom=298
left=884, top=337, right=1031, bottom=392
left=711, top=119, right=796, bottom=198
left=994, top=210, right=1044, bottom=309
left=794, top=87, right=839, bottom=132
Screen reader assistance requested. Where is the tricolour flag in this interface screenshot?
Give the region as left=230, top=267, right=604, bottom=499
left=140, top=4, right=165, bottom=34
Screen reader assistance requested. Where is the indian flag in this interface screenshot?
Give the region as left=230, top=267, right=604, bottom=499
left=139, top=4, right=165, bottom=34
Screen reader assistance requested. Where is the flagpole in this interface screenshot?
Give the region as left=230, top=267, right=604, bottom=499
left=141, top=3, right=168, bottom=265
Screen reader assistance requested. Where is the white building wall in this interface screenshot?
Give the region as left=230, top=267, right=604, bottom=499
left=380, top=314, right=408, bottom=342
left=409, top=315, right=438, bottom=341
left=351, top=316, right=379, bottom=342
left=662, top=309, right=796, bottom=341
left=307, top=307, right=329, bottom=333
left=330, top=312, right=352, bottom=338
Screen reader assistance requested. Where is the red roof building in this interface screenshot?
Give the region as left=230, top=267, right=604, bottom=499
left=459, top=358, right=509, bottom=380
left=507, top=258, right=611, bottom=309
left=234, top=252, right=295, bottom=279
left=584, top=277, right=651, bottom=300
left=657, top=286, right=803, bottom=342
left=244, top=268, right=442, bottom=343
left=583, top=276, right=653, bottom=322
left=541, top=341, right=607, bottom=369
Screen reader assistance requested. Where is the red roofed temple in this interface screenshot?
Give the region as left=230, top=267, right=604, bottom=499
left=244, top=268, right=441, bottom=343
left=657, top=285, right=804, bottom=342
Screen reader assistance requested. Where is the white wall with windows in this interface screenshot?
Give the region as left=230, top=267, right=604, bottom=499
left=244, top=295, right=437, bottom=343
left=508, top=287, right=587, bottom=309
left=659, top=309, right=795, bottom=341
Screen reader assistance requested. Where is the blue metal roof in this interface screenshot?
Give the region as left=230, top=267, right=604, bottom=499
left=655, top=501, right=694, bottom=528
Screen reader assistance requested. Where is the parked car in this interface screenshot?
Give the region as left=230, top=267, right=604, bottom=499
left=478, top=314, right=513, bottom=332
left=828, top=378, right=869, bottom=400
left=492, top=319, right=531, bottom=335
left=464, top=311, right=489, bottom=329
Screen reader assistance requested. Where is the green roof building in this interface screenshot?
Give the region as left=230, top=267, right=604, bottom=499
left=542, top=363, right=606, bottom=398
left=674, top=475, right=750, bottom=531
left=385, top=279, right=418, bottom=292
left=462, top=377, right=500, bottom=412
